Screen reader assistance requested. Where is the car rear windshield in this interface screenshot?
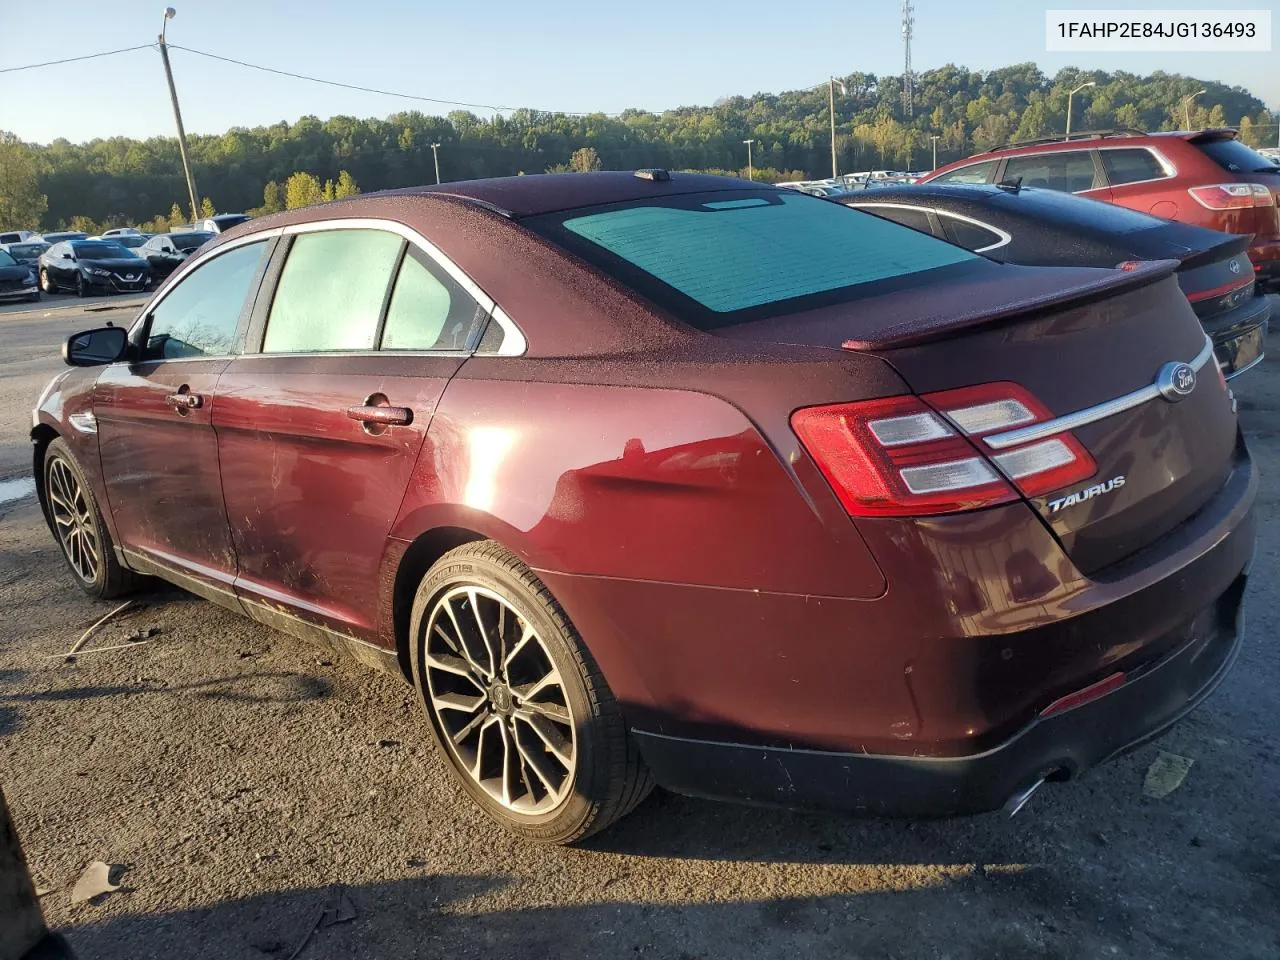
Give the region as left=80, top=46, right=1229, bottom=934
left=1196, top=138, right=1278, bottom=174
left=7, top=244, right=44, bottom=258
left=71, top=241, right=130, bottom=258
left=525, top=190, right=978, bottom=329
left=173, top=233, right=214, bottom=251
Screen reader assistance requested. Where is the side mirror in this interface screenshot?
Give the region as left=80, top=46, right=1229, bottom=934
left=63, top=326, right=128, bottom=367
left=62, top=252, right=73, bottom=260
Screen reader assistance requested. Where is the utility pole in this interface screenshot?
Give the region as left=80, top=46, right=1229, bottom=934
left=930, top=135, right=940, bottom=170
left=430, top=143, right=441, bottom=184
left=901, top=0, right=914, bottom=118
left=157, top=7, right=200, bottom=221
left=1066, top=81, right=1096, bottom=138
left=1182, top=89, right=1206, bottom=130
left=828, top=76, right=846, bottom=179
left=742, top=139, right=755, bottom=180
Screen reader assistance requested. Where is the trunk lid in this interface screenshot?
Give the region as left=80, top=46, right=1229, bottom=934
left=721, top=260, right=1239, bottom=575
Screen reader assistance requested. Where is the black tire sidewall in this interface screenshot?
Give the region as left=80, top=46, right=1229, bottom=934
left=409, top=548, right=610, bottom=843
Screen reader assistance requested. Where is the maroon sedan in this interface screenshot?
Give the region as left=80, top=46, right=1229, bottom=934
left=32, top=172, right=1254, bottom=843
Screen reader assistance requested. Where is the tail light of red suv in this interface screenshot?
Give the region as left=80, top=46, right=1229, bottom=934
left=791, top=383, right=1097, bottom=517
left=1187, top=183, right=1276, bottom=211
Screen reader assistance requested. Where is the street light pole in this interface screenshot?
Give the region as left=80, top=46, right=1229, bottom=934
left=828, top=77, right=847, bottom=179
left=743, top=139, right=755, bottom=181
left=1065, top=81, right=1096, bottom=138
left=157, top=7, right=200, bottom=221
left=430, top=143, right=441, bottom=184
left=1182, top=89, right=1206, bottom=130
left=930, top=134, right=940, bottom=170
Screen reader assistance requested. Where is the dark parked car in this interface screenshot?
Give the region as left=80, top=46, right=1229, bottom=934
left=0, top=248, right=39, bottom=302
left=0, top=240, right=51, bottom=270
left=196, top=213, right=252, bottom=234
left=36, top=231, right=88, bottom=245
left=845, top=183, right=1270, bottom=379
left=138, top=231, right=215, bottom=278
left=921, top=129, right=1280, bottom=291
left=33, top=173, right=1253, bottom=844
left=38, top=240, right=151, bottom=296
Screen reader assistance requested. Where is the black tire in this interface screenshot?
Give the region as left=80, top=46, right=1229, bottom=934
left=42, top=438, right=138, bottom=601
left=75, top=274, right=87, bottom=298
left=39, top=269, right=55, bottom=294
left=409, top=541, right=653, bottom=844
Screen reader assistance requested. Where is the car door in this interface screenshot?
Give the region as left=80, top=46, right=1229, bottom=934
left=1098, top=146, right=1176, bottom=216
left=94, top=236, right=276, bottom=605
left=48, top=243, right=72, bottom=286
left=213, top=222, right=490, bottom=643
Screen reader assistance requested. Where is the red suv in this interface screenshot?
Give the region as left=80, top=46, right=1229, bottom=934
left=923, top=129, right=1280, bottom=291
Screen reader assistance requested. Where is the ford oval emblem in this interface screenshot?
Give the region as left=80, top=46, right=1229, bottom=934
left=1229, top=259, right=1242, bottom=275
left=1156, top=361, right=1197, bottom=402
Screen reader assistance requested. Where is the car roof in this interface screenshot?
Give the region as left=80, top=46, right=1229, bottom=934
left=368, top=171, right=762, bottom=218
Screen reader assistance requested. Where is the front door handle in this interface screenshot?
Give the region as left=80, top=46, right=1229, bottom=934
left=163, top=390, right=202, bottom=411
left=346, top=404, right=413, bottom=427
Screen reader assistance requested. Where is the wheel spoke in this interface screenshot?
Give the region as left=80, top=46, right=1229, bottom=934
left=519, top=697, right=572, bottom=725
left=450, top=708, right=490, bottom=747
left=433, top=620, right=487, bottom=680
left=425, top=650, right=485, bottom=686
left=503, top=624, right=536, bottom=671
left=512, top=672, right=560, bottom=702
left=445, top=596, right=492, bottom=680
left=468, top=587, right=500, bottom=678
left=469, top=715, right=500, bottom=779
left=434, top=690, right=486, bottom=714
left=498, top=720, right=514, bottom=807
left=514, top=734, right=563, bottom=794
left=515, top=710, right=573, bottom=765
left=52, top=511, right=75, bottom=529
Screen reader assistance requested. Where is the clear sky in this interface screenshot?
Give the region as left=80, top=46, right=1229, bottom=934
left=3, top=0, right=1277, bottom=144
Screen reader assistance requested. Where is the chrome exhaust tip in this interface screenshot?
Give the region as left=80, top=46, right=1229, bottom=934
left=1003, top=777, right=1046, bottom=818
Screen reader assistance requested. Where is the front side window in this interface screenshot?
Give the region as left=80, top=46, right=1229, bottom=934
left=931, top=160, right=997, bottom=185
left=527, top=190, right=978, bottom=329
left=263, top=229, right=402, bottom=353
left=1101, top=149, right=1168, bottom=186
left=1002, top=151, right=1098, bottom=193
left=381, top=247, right=484, bottom=351
left=143, top=240, right=269, bottom=360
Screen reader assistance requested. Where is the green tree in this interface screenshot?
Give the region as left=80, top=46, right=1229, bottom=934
left=334, top=170, right=360, bottom=198
left=199, top=196, right=216, bottom=218
left=168, top=202, right=184, bottom=225
left=0, top=135, right=48, bottom=229
left=284, top=172, right=323, bottom=209
left=569, top=146, right=603, bottom=172
left=321, top=179, right=336, bottom=202
left=259, top=180, right=283, bottom=214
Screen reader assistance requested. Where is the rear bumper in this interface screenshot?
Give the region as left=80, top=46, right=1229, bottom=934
left=636, top=571, right=1247, bottom=816
left=1202, top=292, right=1270, bottom=378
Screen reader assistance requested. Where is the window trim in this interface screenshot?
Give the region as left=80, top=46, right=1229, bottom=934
left=927, top=158, right=999, bottom=186
left=849, top=202, right=1012, bottom=254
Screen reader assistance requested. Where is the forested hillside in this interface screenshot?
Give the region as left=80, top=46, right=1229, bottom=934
left=3, top=62, right=1276, bottom=230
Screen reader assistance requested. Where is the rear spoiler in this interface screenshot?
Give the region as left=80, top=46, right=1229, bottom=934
left=841, top=259, right=1180, bottom=351
left=1177, top=232, right=1252, bottom=271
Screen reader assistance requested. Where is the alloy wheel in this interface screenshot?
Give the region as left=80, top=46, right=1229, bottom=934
left=423, top=585, right=577, bottom=815
left=46, top=457, right=100, bottom=585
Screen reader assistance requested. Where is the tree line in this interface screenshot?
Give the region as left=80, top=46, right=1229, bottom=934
left=1, top=62, right=1276, bottom=231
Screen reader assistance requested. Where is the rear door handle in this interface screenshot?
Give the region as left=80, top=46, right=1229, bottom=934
left=346, top=404, right=413, bottom=427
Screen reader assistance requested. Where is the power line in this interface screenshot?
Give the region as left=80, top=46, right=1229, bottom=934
left=168, top=44, right=620, bottom=118
left=0, top=44, right=155, bottom=74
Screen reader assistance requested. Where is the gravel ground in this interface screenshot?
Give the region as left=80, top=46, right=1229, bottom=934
left=1, top=305, right=1278, bottom=959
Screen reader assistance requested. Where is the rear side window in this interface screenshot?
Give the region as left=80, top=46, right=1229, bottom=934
left=939, top=215, right=1006, bottom=251
left=1101, top=149, right=1168, bottom=186
left=1003, top=151, right=1098, bottom=193
left=144, top=241, right=269, bottom=360
left=931, top=160, right=997, bottom=185
left=860, top=205, right=935, bottom=235
left=528, top=190, right=977, bottom=329
left=1196, top=138, right=1278, bottom=174
left=263, top=229, right=402, bottom=353
left=381, top=247, right=484, bottom=351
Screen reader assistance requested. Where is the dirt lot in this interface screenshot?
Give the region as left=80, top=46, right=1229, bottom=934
left=1, top=303, right=1278, bottom=959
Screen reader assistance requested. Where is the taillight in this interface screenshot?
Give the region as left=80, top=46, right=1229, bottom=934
left=791, top=383, right=1097, bottom=518
left=1187, top=183, right=1275, bottom=210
